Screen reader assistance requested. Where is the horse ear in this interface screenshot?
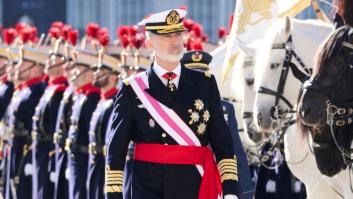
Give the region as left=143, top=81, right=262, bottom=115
left=285, top=16, right=291, bottom=35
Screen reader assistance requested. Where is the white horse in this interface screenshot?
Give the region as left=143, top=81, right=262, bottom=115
left=252, top=16, right=344, bottom=198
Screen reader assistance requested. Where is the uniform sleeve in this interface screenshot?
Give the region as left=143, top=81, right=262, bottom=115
left=105, top=84, right=135, bottom=199
left=208, top=75, right=238, bottom=195
left=227, top=102, right=255, bottom=198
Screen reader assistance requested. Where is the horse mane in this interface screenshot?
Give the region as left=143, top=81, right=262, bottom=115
left=254, top=19, right=288, bottom=90
left=339, top=0, right=353, bottom=26
left=313, top=26, right=352, bottom=77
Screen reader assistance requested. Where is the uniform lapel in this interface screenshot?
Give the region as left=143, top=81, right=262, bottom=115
left=144, top=65, right=173, bottom=108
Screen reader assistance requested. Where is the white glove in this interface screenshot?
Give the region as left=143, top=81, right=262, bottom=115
left=224, top=194, right=239, bottom=199
left=24, top=163, right=33, bottom=176
left=50, top=171, right=57, bottom=183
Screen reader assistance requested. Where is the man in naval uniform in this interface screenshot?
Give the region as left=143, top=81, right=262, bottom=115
left=65, top=49, right=100, bottom=199
left=4, top=46, right=47, bottom=199
left=87, top=51, right=121, bottom=199
left=181, top=50, right=255, bottom=199
left=53, top=44, right=76, bottom=199
left=105, top=9, right=238, bottom=199
left=31, top=43, right=68, bottom=199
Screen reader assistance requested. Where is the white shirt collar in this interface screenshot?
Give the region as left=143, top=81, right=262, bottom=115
left=153, top=60, right=181, bottom=88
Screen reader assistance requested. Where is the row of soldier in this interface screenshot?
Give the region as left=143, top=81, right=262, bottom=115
left=0, top=20, right=151, bottom=199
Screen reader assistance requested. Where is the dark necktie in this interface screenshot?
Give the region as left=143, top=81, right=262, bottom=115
left=162, top=72, right=177, bottom=92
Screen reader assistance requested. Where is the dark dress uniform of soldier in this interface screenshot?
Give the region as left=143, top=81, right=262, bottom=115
left=87, top=53, right=121, bottom=199
left=31, top=74, right=68, bottom=199
left=0, top=76, right=14, bottom=195
left=66, top=51, right=101, bottom=199
left=181, top=50, right=255, bottom=199
left=87, top=87, right=118, bottom=199
left=53, top=85, right=74, bottom=199
left=105, top=8, right=238, bottom=199
left=0, top=76, right=14, bottom=119
left=4, top=76, right=46, bottom=199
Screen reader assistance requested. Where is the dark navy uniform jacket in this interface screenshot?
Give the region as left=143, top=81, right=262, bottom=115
left=106, top=64, right=238, bottom=199
left=4, top=77, right=46, bottom=199
left=87, top=87, right=118, bottom=199
left=0, top=77, right=14, bottom=120
left=53, top=86, right=75, bottom=199
left=221, top=100, right=254, bottom=199
left=31, top=76, right=68, bottom=199
left=66, top=83, right=100, bottom=199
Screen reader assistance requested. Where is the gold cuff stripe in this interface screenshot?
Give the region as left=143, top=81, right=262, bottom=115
left=106, top=170, right=124, bottom=174
left=218, top=159, right=236, bottom=165
left=105, top=177, right=123, bottom=182
left=104, top=185, right=123, bottom=193
left=105, top=181, right=123, bottom=185
left=145, top=22, right=183, bottom=30
left=221, top=173, right=238, bottom=183
left=219, top=164, right=237, bottom=169
left=219, top=165, right=237, bottom=172
left=106, top=173, right=124, bottom=178
left=220, top=168, right=238, bottom=175
left=218, top=162, right=236, bottom=169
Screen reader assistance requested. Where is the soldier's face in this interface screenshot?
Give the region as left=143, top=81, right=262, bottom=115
left=45, top=55, right=65, bottom=75
left=63, top=61, right=75, bottom=80
left=93, top=68, right=109, bottom=88
left=71, top=65, right=92, bottom=87
left=0, top=58, right=8, bottom=76
left=149, top=32, right=185, bottom=62
left=15, top=61, right=34, bottom=81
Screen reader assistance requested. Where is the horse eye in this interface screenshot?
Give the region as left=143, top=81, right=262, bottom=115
left=271, top=63, right=280, bottom=69
left=245, top=78, right=254, bottom=86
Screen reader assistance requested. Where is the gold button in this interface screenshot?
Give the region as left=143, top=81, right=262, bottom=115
left=161, top=133, right=166, bottom=138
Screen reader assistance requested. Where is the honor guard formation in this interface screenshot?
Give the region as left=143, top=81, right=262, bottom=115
left=0, top=1, right=352, bottom=199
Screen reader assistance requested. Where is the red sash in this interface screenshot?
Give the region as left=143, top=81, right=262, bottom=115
left=134, top=143, right=222, bottom=199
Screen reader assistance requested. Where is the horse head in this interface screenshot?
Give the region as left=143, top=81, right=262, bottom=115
left=298, top=26, right=353, bottom=176
left=253, top=17, right=332, bottom=133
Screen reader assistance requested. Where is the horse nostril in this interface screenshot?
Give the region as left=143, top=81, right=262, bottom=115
left=257, top=112, right=263, bottom=127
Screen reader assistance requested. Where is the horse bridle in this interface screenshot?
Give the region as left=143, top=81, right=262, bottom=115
left=251, top=35, right=313, bottom=168
left=303, top=41, right=353, bottom=164
left=257, top=35, right=312, bottom=126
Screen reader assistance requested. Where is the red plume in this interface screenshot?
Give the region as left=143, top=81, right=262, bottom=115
left=228, top=14, right=234, bottom=33
left=3, top=28, right=17, bottom=45
left=117, top=26, right=129, bottom=38
left=191, top=23, right=203, bottom=37
left=190, top=39, right=203, bottom=50
left=98, top=28, right=110, bottom=46
left=131, top=33, right=145, bottom=49
left=129, top=25, right=138, bottom=37
left=68, top=29, right=79, bottom=46
left=49, top=27, right=60, bottom=39
left=51, top=21, right=64, bottom=29
left=117, top=26, right=130, bottom=48
left=86, top=22, right=100, bottom=38
left=60, top=25, right=72, bottom=40
left=201, top=34, right=208, bottom=42
left=183, top=18, right=194, bottom=32
left=218, top=27, right=227, bottom=39
left=20, top=26, right=32, bottom=43
left=16, top=23, right=27, bottom=34
left=179, top=5, right=188, bottom=10
left=30, top=26, right=38, bottom=42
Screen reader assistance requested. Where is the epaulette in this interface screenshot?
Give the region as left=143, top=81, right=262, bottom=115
left=205, top=70, right=212, bottom=78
